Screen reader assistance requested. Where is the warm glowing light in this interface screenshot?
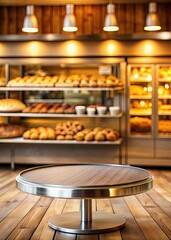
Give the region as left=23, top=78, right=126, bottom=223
left=63, top=26, right=78, bottom=32
left=144, top=26, right=161, bottom=31
left=103, top=26, right=119, bottom=32
left=143, top=41, right=153, bottom=55
left=106, top=42, right=116, bottom=54
left=165, top=84, right=169, bottom=89
left=147, top=75, right=152, bottom=81
left=22, top=27, right=38, bottom=33
left=148, top=86, right=152, bottom=92
left=143, top=87, right=148, bottom=92
left=28, top=42, right=41, bottom=55
left=63, top=41, right=81, bottom=55
left=133, top=73, right=139, bottom=79
left=140, top=101, right=145, bottom=107
left=158, top=88, right=163, bottom=95
left=149, top=103, right=152, bottom=107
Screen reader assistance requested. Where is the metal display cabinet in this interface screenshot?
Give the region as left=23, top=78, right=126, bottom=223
left=126, top=58, right=171, bottom=167
left=0, top=58, right=126, bottom=169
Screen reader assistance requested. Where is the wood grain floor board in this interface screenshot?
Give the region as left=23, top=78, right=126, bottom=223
left=0, top=166, right=171, bottom=240
left=111, top=197, right=146, bottom=240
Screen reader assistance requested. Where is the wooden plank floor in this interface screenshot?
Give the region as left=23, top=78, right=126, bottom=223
left=0, top=165, right=171, bottom=240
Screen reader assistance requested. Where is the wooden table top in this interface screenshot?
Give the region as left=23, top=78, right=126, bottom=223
left=19, top=164, right=150, bottom=187
left=16, top=164, right=153, bottom=199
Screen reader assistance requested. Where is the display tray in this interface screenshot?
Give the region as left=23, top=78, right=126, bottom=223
left=128, top=134, right=152, bottom=138
left=157, top=134, right=171, bottom=138
left=0, top=112, right=123, bottom=118
left=0, top=86, right=124, bottom=91
left=130, top=110, right=152, bottom=116
left=159, top=78, right=171, bottom=82
left=130, top=95, right=152, bottom=100
left=158, top=111, right=171, bottom=115
left=130, top=79, right=152, bottom=83
left=0, top=137, right=123, bottom=145
left=158, top=95, right=171, bottom=99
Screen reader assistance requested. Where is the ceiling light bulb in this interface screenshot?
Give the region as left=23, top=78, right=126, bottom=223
left=63, top=4, right=78, bottom=32
left=103, top=3, right=119, bottom=32
left=144, top=2, right=161, bottom=31
left=22, top=5, right=38, bottom=33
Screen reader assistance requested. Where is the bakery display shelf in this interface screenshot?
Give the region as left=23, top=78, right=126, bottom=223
left=0, top=112, right=124, bottom=118
left=158, top=111, right=171, bottom=115
left=0, top=137, right=123, bottom=145
left=130, top=79, right=152, bottom=83
left=159, top=78, right=171, bottom=82
left=130, top=112, right=152, bottom=116
left=0, top=86, right=124, bottom=92
left=128, top=134, right=152, bottom=138
left=157, top=134, right=171, bottom=138
left=130, top=95, right=152, bottom=100
left=158, top=95, right=171, bottom=99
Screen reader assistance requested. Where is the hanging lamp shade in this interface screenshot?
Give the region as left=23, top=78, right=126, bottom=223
left=63, top=4, right=78, bottom=32
left=103, top=3, right=119, bottom=32
left=144, top=2, right=161, bottom=31
left=22, top=5, right=38, bottom=33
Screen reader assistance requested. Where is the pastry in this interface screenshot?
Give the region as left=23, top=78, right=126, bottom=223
left=0, top=124, right=25, bottom=138
left=0, top=99, right=26, bottom=112
left=75, top=132, right=84, bottom=141
left=106, top=132, right=117, bottom=141
left=84, top=132, right=94, bottom=141
left=94, top=132, right=105, bottom=141
left=56, top=135, right=65, bottom=140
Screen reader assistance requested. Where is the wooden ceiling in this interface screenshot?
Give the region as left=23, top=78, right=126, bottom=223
left=0, top=0, right=171, bottom=5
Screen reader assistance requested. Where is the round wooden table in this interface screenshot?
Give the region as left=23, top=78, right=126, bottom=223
left=16, top=164, right=153, bottom=234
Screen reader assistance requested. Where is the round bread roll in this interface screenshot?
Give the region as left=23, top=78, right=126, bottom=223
left=82, top=129, right=92, bottom=135
left=46, top=128, right=56, bottom=140
left=75, top=132, right=84, bottom=141
left=65, top=134, right=73, bottom=140
left=22, top=130, right=30, bottom=139
left=94, top=132, right=105, bottom=141
left=30, top=132, right=39, bottom=140
left=39, top=132, right=48, bottom=140
left=106, top=132, right=117, bottom=141
left=0, top=99, right=26, bottom=112
left=93, top=127, right=103, bottom=133
left=56, top=135, right=65, bottom=140
left=84, top=132, right=94, bottom=141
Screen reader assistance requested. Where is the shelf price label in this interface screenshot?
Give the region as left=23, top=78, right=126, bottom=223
left=98, top=65, right=112, bottom=75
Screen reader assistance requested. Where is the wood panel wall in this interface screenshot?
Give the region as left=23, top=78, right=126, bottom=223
left=0, top=3, right=171, bottom=35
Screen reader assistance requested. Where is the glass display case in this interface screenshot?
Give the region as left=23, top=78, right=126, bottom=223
left=0, top=58, right=126, bottom=169
left=127, top=59, right=171, bottom=167
left=128, top=65, right=153, bottom=136
left=157, top=65, right=171, bottom=136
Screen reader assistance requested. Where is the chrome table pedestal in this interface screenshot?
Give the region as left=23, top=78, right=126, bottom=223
left=48, top=199, right=125, bottom=234
left=16, top=164, right=153, bottom=235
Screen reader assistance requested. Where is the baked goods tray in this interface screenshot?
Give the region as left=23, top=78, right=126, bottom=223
left=0, top=137, right=123, bottom=145
left=130, top=95, right=152, bottom=99
left=0, top=112, right=123, bottom=118
left=158, top=95, right=171, bottom=99
left=0, top=86, right=124, bottom=91
left=158, top=111, right=171, bottom=115
left=159, top=78, right=171, bottom=82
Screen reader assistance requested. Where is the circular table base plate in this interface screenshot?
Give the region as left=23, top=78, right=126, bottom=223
left=48, top=212, right=126, bottom=234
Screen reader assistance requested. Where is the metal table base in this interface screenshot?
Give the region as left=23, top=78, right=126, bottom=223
left=48, top=199, right=125, bottom=234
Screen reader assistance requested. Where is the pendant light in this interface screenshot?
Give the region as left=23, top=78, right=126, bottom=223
left=144, top=2, right=161, bottom=31
left=103, top=3, right=119, bottom=32
left=22, top=5, right=38, bottom=33
left=63, top=4, right=78, bottom=32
